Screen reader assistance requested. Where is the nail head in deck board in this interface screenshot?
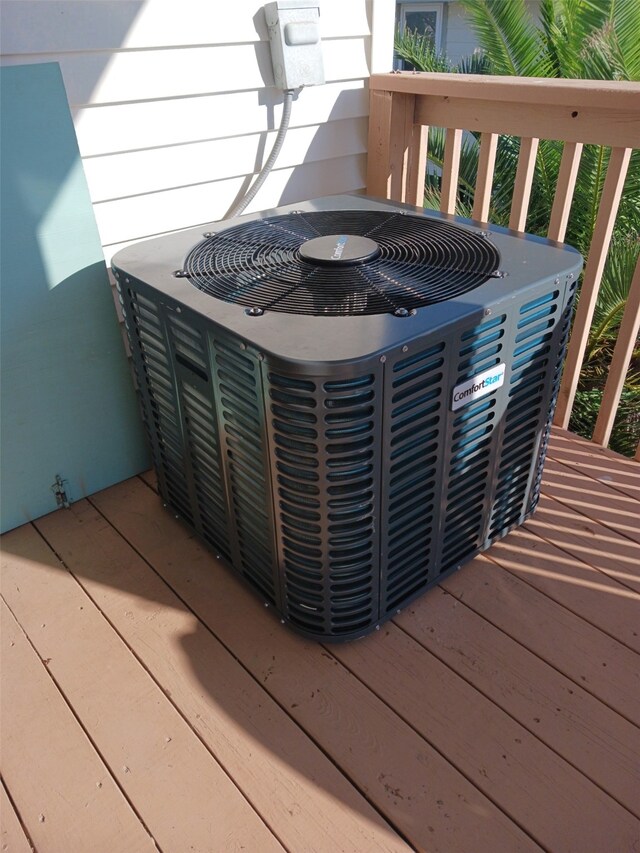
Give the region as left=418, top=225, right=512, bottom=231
left=524, top=494, right=640, bottom=595
left=1, top=600, right=155, bottom=853
left=0, top=524, right=284, bottom=853
left=333, top=625, right=639, bottom=850
left=395, top=586, right=640, bottom=819
left=485, top=525, right=640, bottom=654
left=35, top=498, right=408, bottom=853
left=441, top=558, right=640, bottom=726
left=91, top=477, right=539, bottom=853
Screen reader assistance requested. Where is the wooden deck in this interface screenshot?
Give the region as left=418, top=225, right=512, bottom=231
left=2, top=427, right=639, bottom=853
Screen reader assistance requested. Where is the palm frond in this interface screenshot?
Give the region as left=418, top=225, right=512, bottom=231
left=458, top=0, right=552, bottom=76
left=394, top=29, right=453, bottom=72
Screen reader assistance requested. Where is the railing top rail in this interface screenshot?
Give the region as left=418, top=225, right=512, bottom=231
left=369, top=72, right=640, bottom=113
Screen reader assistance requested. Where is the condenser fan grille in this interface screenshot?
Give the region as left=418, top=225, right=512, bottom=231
left=183, top=211, right=501, bottom=316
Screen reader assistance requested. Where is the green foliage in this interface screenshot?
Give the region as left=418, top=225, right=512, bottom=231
left=397, top=0, right=639, bottom=455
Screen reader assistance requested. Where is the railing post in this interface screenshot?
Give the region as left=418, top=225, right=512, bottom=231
left=367, top=90, right=416, bottom=202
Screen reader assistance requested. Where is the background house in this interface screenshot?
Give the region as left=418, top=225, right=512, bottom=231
left=0, top=0, right=395, bottom=531
left=395, top=0, right=540, bottom=64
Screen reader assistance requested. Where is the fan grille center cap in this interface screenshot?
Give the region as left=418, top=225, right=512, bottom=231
left=299, top=234, right=381, bottom=265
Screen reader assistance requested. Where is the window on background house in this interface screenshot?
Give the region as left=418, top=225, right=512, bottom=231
left=395, top=2, right=444, bottom=68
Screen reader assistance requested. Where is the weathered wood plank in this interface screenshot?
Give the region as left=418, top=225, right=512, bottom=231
left=0, top=780, right=34, bottom=853
left=592, top=255, right=640, bottom=447
left=547, top=428, right=640, bottom=502
left=92, top=476, right=539, bottom=853
left=0, top=524, right=284, bottom=853
left=547, top=141, right=583, bottom=242
left=332, top=624, right=640, bottom=849
left=395, top=586, right=640, bottom=819
left=472, top=132, right=498, bottom=223
left=509, top=137, right=539, bottom=232
left=366, top=90, right=415, bottom=202
left=486, top=525, right=640, bottom=654
left=541, top=455, right=640, bottom=544
left=405, top=124, right=429, bottom=207
left=441, top=557, right=639, bottom=726
left=525, top=493, right=640, bottom=594
left=440, top=128, right=463, bottom=214
left=35, top=498, right=408, bottom=853
left=0, top=597, right=156, bottom=853
left=369, top=73, right=640, bottom=112
left=414, top=96, right=640, bottom=148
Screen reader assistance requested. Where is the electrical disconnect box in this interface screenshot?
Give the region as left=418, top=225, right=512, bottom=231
left=264, top=1, right=324, bottom=89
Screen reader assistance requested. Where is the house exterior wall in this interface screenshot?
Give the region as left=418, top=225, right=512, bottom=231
left=1, top=0, right=395, bottom=262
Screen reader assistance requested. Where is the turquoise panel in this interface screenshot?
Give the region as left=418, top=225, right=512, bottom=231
left=0, top=63, right=149, bottom=532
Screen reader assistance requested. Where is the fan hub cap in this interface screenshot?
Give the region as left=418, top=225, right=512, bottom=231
left=299, top=234, right=381, bottom=265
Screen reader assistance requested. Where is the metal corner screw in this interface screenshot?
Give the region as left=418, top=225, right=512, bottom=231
left=402, top=345, right=409, bottom=353
left=379, top=355, right=386, bottom=363
left=245, top=306, right=264, bottom=317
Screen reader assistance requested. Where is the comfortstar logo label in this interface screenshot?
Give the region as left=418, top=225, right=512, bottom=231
left=331, top=235, right=349, bottom=260
left=452, top=363, right=506, bottom=411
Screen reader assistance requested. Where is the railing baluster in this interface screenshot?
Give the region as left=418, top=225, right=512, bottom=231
left=591, top=255, right=640, bottom=448
left=509, top=137, right=539, bottom=231
left=472, top=132, right=498, bottom=223
left=440, top=128, right=462, bottom=215
left=555, top=146, right=633, bottom=429
left=405, top=124, right=429, bottom=207
left=548, top=141, right=583, bottom=243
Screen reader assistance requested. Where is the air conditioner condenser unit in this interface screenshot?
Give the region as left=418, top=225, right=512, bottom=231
left=112, top=195, right=582, bottom=641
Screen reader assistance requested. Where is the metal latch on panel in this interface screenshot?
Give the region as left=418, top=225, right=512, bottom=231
left=264, top=0, right=324, bottom=89
left=51, top=474, right=71, bottom=509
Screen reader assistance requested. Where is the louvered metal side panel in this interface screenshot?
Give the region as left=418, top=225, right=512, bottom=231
left=264, top=366, right=382, bottom=639
left=323, top=374, right=381, bottom=636
left=528, top=276, right=578, bottom=513
left=120, top=287, right=193, bottom=522
left=488, top=288, right=564, bottom=539
left=438, top=314, right=507, bottom=573
left=211, top=338, right=280, bottom=606
left=379, top=342, right=447, bottom=615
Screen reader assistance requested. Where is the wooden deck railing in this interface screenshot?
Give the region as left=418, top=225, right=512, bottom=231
left=366, top=73, right=640, bottom=456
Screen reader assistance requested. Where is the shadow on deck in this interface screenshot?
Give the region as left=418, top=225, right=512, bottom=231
left=2, top=427, right=639, bottom=852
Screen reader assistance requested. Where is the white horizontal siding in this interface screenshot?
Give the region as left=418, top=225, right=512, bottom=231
left=96, top=154, right=366, bottom=249
left=0, top=1, right=370, bottom=52
left=0, top=39, right=370, bottom=105
left=74, top=81, right=368, bottom=156
left=83, top=117, right=368, bottom=201
left=1, top=0, right=396, bottom=254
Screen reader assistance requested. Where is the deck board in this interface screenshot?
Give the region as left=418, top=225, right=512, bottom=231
left=1, top=780, right=34, bottom=853
left=1, top=598, right=155, bottom=853
left=2, top=429, right=639, bottom=853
